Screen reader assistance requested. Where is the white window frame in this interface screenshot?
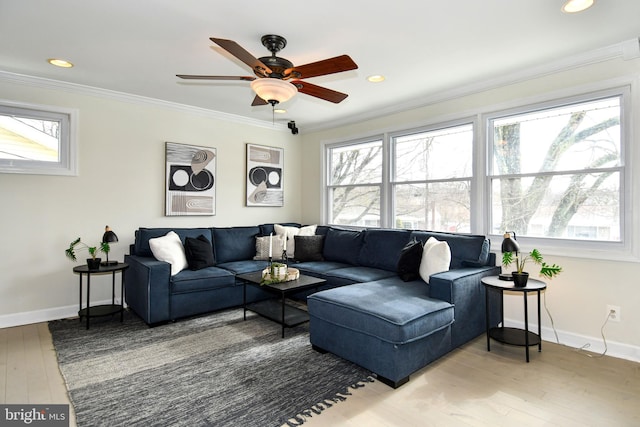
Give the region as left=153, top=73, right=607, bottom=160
left=0, top=100, right=78, bottom=176
left=483, top=86, right=633, bottom=259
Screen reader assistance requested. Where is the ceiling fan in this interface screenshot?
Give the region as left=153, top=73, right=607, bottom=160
left=177, top=35, right=358, bottom=107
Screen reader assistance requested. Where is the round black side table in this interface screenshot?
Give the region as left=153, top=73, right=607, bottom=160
left=481, top=275, right=546, bottom=362
left=73, top=262, right=129, bottom=329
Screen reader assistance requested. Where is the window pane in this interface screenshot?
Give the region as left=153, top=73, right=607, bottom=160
left=491, top=172, right=620, bottom=241
left=492, top=97, right=620, bottom=175
left=330, top=186, right=380, bottom=227
left=395, top=124, right=472, bottom=182
left=395, top=182, right=471, bottom=232
left=329, top=140, right=382, bottom=185
left=0, top=113, right=60, bottom=162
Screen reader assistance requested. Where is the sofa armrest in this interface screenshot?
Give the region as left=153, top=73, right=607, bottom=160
left=429, top=266, right=499, bottom=303
left=429, top=266, right=502, bottom=347
left=124, top=254, right=172, bottom=325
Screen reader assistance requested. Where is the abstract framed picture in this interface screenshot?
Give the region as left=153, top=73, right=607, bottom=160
left=246, top=143, right=283, bottom=207
left=165, top=142, right=216, bottom=216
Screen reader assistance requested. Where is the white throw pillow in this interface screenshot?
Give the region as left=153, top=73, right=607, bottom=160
left=419, top=237, right=451, bottom=284
left=274, top=224, right=317, bottom=258
left=254, top=234, right=285, bottom=260
left=148, top=231, right=188, bottom=276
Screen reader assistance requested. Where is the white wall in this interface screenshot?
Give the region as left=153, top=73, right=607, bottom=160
left=0, top=77, right=301, bottom=326
left=300, top=56, right=640, bottom=362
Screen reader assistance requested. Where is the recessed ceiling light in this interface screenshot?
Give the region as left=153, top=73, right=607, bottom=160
left=47, top=58, right=74, bottom=68
left=274, top=109, right=287, bottom=114
left=367, top=75, right=385, bottom=83
left=562, top=0, right=594, bottom=13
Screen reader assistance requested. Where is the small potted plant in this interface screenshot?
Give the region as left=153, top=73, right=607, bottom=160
left=502, top=248, right=562, bottom=287
left=65, top=238, right=110, bottom=270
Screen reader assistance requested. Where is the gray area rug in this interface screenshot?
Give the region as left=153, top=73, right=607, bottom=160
left=49, top=309, right=374, bottom=427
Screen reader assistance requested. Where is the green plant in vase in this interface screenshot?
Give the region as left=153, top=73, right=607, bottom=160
left=65, top=238, right=109, bottom=270
left=261, top=262, right=288, bottom=285
left=502, top=248, right=562, bottom=287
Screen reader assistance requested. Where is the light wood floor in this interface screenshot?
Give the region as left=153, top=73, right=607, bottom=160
left=1, top=322, right=638, bottom=427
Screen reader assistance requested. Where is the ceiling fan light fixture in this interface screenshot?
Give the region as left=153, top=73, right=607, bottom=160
left=250, top=78, right=297, bottom=105
left=562, top=0, right=594, bottom=13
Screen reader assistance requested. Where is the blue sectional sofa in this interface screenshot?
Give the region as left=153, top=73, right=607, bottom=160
left=124, top=223, right=502, bottom=388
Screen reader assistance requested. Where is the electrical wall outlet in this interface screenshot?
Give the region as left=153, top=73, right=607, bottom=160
left=607, top=305, right=621, bottom=322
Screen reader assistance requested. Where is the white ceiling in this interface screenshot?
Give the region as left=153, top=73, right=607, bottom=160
left=1, top=1, right=639, bottom=132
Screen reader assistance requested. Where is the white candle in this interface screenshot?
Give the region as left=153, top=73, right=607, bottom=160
left=269, top=232, right=273, bottom=258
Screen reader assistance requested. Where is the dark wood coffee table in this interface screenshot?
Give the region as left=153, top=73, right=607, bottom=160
left=237, top=271, right=326, bottom=338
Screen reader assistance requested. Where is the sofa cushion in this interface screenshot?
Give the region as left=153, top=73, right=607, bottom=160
left=135, top=228, right=213, bottom=257
left=294, top=235, right=325, bottom=262
left=308, top=279, right=454, bottom=344
left=148, top=231, right=188, bottom=276
left=419, top=237, right=451, bottom=284
left=323, top=228, right=364, bottom=265
left=410, top=231, right=489, bottom=269
left=254, top=234, right=285, bottom=260
left=290, top=260, right=352, bottom=276
left=170, top=266, right=235, bottom=294
left=184, top=235, right=216, bottom=270
left=358, top=229, right=411, bottom=271
left=212, top=226, right=260, bottom=263
left=216, top=260, right=269, bottom=275
left=326, top=266, right=397, bottom=284
left=397, top=238, right=423, bottom=282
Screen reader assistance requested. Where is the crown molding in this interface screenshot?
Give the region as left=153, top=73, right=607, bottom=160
left=306, top=38, right=639, bottom=133
left=0, top=70, right=288, bottom=131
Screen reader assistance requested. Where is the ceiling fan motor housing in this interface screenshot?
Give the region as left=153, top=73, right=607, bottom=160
left=257, top=56, right=293, bottom=79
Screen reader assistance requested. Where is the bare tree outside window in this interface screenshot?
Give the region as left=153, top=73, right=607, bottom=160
left=490, top=96, right=622, bottom=241
left=393, top=124, right=473, bottom=232
left=327, top=140, right=382, bottom=226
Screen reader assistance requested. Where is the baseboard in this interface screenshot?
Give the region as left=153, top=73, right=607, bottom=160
left=504, top=317, right=640, bottom=363
left=0, top=299, right=117, bottom=328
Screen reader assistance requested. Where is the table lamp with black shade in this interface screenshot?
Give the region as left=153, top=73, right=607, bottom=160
left=499, top=231, right=520, bottom=281
left=101, top=226, right=119, bottom=266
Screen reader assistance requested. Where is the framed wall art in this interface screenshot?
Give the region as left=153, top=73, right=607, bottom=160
left=165, top=142, right=216, bottom=216
left=246, top=143, right=283, bottom=207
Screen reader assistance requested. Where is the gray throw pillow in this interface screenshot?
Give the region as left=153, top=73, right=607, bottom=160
left=294, top=235, right=325, bottom=262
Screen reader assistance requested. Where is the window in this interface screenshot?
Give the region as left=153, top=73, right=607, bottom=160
left=322, top=85, right=632, bottom=258
left=488, top=92, right=624, bottom=243
left=326, top=138, right=383, bottom=226
left=392, top=123, right=474, bottom=232
left=0, top=101, right=77, bottom=175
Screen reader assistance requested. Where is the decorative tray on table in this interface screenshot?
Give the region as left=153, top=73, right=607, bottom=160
left=260, top=264, right=300, bottom=284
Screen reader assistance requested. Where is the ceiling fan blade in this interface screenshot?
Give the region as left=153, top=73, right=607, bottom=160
left=286, top=55, right=358, bottom=79
left=292, top=80, right=348, bottom=103
left=210, top=37, right=272, bottom=77
left=176, top=75, right=256, bottom=81
left=251, top=95, right=268, bottom=106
